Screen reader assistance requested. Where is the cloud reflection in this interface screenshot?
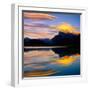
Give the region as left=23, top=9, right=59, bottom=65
left=24, top=50, right=59, bottom=65
left=24, top=69, right=57, bottom=77
left=24, top=49, right=80, bottom=77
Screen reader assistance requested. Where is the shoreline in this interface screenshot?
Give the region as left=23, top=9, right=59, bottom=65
left=24, top=46, right=66, bottom=49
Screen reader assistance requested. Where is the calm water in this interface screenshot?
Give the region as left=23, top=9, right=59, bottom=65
left=23, top=47, right=80, bottom=77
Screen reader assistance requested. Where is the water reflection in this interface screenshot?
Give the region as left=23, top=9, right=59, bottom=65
left=24, top=47, right=80, bottom=77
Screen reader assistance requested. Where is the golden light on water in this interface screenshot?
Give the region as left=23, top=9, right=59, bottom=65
left=56, top=54, right=80, bottom=66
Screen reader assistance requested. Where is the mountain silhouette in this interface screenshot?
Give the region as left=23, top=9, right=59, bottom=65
left=52, top=32, right=80, bottom=48
left=24, top=32, right=80, bottom=48
left=24, top=38, right=54, bottom=46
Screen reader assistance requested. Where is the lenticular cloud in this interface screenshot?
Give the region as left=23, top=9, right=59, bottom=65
left=24, top=23, right=59, bottom=39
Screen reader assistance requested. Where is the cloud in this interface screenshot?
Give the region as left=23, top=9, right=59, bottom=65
left=24, top=12, right=56, bottom=20
left=51, top=22, right=80, bottom=35
left=24, top=23, right=59, bottom=39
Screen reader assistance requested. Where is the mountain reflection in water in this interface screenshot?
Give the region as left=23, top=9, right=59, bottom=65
left=24, top=47, right=80, bottom=77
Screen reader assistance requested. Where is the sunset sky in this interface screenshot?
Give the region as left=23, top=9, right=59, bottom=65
left=23, top=11, right=80, bottom=39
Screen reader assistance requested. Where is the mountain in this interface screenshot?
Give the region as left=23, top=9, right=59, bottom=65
left=52, top=32, right=80, bottom=48
left=24, top=38, right=54, bottom=46
left=24, top=32, right=80, bottom=48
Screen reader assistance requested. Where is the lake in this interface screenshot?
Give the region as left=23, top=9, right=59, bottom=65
left=23, top=47, right=80, bottom=77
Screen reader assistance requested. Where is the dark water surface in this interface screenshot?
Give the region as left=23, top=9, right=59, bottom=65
left=23, top=47, right=80, bottom=77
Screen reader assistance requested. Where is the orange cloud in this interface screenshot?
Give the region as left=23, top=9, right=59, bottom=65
left=56, top=23, right=76, bottom=31
left=51, top=22, right=80, bottom=35
left=24, top=12, right=56, bottom=20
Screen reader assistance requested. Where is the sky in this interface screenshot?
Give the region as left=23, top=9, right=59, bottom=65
left=24, top=11, right=80, bottom=28
left=23, top=11, right=80, bottom=39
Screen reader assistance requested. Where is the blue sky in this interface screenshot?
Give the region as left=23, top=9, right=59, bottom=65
left=24, top=12, right=81, bottom=28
